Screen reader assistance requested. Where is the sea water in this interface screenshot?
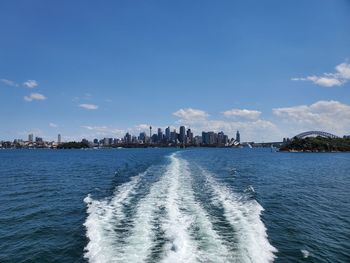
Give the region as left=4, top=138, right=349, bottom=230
left=0, top=148, right=349, bottom=262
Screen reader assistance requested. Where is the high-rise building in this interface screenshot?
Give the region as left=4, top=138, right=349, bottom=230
left=157, top=128, right=163, bottom=142
left=208, top=132, right=216, bottom=145
left=124, top=132, right=131, bottom=144
left=149, top=126, right=152, bottom=142
left=202, top=132, right=209, bottom=144
left=139, top=132, right=146, bottom=143
left=170, top=129, right=177, bottom=142
left=57, top=134, right=61, bottom=144
left=218, top=131, right=225, bottom=145
left=179, top=126, right=186, bottom=143
left=186, top=129, right=193, bottom=144
left=236, top=130, right=241, bottom=143
left=165, top=126, right=170, bottom=141
left=28, top=134, right=33, bottom=142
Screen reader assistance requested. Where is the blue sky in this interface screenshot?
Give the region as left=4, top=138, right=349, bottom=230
left=1, top=0, right=349, bottom=142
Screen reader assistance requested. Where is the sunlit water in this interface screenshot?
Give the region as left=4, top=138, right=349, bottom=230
left=0, top=148, right=349, bottom=262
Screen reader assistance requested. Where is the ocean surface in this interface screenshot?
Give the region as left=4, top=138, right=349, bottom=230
left=0, top=148, right=349, bottom=263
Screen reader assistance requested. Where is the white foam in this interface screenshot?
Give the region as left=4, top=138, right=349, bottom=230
left=151, top=154, right=197, bottom=263
left=301, top=249, right=310, bottom=258
left=84, top=174, right=142, bottom=263
left=117, top=167, right=169, bottom=262
left=84, top=154, right=277, bottom=263
left=202, top=168, right=277, bottom=263
left=160, top=155, right=231, bottom=263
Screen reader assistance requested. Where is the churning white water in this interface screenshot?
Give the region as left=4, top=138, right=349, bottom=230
left=84, top=153, right=276, bottom=263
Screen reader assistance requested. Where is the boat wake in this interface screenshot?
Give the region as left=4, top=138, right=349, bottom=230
left=84, top=153, right=277, bottom=263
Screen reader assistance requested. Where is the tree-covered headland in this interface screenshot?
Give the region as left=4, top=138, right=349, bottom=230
left=279, top=136, right=350, bottom=152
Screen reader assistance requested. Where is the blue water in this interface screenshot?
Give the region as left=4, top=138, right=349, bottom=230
left=0, top=148, right=349, bottom=262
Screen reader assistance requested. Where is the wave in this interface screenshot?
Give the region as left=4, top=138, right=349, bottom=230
left=200, top=168, right=277, bottom=263
left=84, top=173, right=143, bottom=263
left=83, top=153, right=276, bottom=263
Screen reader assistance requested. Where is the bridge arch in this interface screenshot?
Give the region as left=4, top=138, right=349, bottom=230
left=294, top=131, right=339, bottom=139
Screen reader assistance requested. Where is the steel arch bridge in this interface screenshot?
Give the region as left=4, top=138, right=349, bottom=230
left=294, top=131, right=339, bottom=139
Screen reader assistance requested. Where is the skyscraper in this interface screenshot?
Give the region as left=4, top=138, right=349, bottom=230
left=165, top=126, right=170, bottom=141
left=236, top=130, right=240, bottom=143
left=149, top=126, right=152, bottom=143
left=187, top=128, right=193, bottom=144
left=57, top=134, right=61, bottom=144
left=157, top=128, right=163, bottom=142
left=179, top=126, right=186, bottom=143
left=28, top=134, right=33, bottom=142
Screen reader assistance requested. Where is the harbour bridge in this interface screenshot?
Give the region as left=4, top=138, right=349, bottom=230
left=294, top=131, right=339, bottom=139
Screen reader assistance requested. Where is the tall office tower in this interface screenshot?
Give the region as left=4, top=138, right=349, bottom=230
left=157, top=128, right=163, bottom=142
left=165, top=126, right=170, bottom=141
left=179, top=126, right=186, bottom=143
left=187, top=128, right=193, bottom=144
left=218, top=131, right=225, bottom=144
left=236, top=130, right=241, bottom=143
left=124, top=132, right=132, bottom=144
left=208, top=132, right=216, bottom=145
left=57, top=134, right=61, bottom=144
left=139, top=132, right=146, bottom=143
left=28, top=134, right=33, bottom=142
left=149, top=126, right=152, bottom=142
left=202, top=132, right=209, bottom=144
left=170, top=129, right=177, bottom=142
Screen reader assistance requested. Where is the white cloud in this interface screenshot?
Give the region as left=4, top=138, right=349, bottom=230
left=173, top=107, right=280, bottom=141
left=24, top=93, right=47, bottom=102
left=49, top=123, right=58, bottom=128
left=81, top=125, right=125, bottom=137
left=1, top=78, right=18, bottom=87
left=23, top=80, right=38, bottom=88
left=222, top=109, right=261, bottom=120
left=135, top=124, right=151, bottom=130
left=273, top=100, right=350, bottom=136
left=79, top=103, right=98, bottom=110
left=292, top=62, right=350, bottom=87
left=173, top=108, right=209, bottom=121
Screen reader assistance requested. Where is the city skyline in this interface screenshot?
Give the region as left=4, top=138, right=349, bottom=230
left=1, top=125, right=246, bottom=149
left=1, top=1, right=349, bottom=142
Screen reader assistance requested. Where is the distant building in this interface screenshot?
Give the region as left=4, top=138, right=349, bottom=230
left=151, top=134, right=158, bottom=143
left=93, top=138, right=99, bottom=144
left=236, top=130, right=240, bottom=143
left=124, top=133, right=131, bottom=144
left=149, top=126, right=152, bottom=142
left=35, top=137, right=43, bottom=143
left=187, top=129, right=193, bottom=144
left=157, top=128, right=163, bottom=142
left=139, top=132, right=146, bottom=143
left=202, top=132, right=209, bottom=144
left=57, top=134, right=61, bottom=144
left=218, top=131, right=225, bottom=145
left=28, top=134, right=33, bottom=142
left=165, top=127, right=170, bottom=141
left=170, top=129, right=177, bottom=143
left=194, top=136, right=202, bottom=144
left=179, top=126, right=186, bottom=143
left=208, top=132, right=216, bottom=145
